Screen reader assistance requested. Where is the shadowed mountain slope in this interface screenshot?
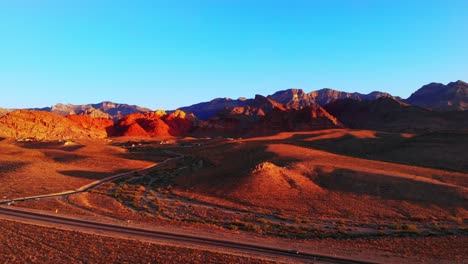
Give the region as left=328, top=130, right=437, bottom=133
left=178, top=97, right=252, bottom=120
left=309, top=88, right=396, bottom=106
left=405, top=80, right=467, bottom=111
left=324, top=97, right=468, bottom=133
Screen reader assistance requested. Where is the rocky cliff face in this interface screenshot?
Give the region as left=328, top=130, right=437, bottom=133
left=114, top=110, right=195, bottom=137
left=223, top=95, right=286, bottom=118
left=0, top=108, right=12, bottom=118
left=67, top=114, right=115, bottom=136
left=164, top=110, right=195, bottom=136
left=309, top=89, right=394, bottom=106
left=49, top=101, right=151, bottom=120
left=194, top=95, right=341, bottom=137
left=1, top=80, right=466, bottom=140
left=267, top=89, right=317, bottom=109
left=405, top=80, right=467, bottom=111
left=251, top=105, right=342, bottom=135
left=178, top=97, right=253, bottom=120
left=0, top=110, right=108, bottom=140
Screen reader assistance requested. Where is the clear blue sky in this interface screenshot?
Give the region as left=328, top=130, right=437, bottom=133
left=1, top=0, right=467, bottom=110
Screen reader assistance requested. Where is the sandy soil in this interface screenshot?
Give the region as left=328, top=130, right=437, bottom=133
left=0, top=139, right=153, bottom=198
left=0, top=219, right=278, bottom=264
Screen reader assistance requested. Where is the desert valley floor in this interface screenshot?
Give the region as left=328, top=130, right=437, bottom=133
left=0, top=129, right=466, bottom=263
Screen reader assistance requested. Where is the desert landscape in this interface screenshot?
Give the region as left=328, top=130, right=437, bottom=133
left=1, top=2, right=467, bottom=263
left=0, top=80, right=467, bottom=263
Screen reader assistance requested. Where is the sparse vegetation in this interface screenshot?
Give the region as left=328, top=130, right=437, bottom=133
left=0, top=219, right=275, bottom=264
left=2, top=129, right=467, bottom=263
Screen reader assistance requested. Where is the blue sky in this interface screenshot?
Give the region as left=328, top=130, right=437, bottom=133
left=0, top=0, right=467, bottom=110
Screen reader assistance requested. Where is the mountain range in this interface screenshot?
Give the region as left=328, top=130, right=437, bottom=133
left=179, top=80, right=466, bottom=120
left=405, top=80, right=467, bottom=111
left=0, top=80, right=466, bottom=140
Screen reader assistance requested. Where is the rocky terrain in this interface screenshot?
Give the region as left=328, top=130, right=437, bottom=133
left=405, top=80, right=467, bottom=111
left=0, top=80, right=466, bottom=140
left=0, top=110, right=108, bottom=140
left=0, top=108, right=11, bottom=117
left=267, top=89, right=317, bottom=109
left=310, top=88, right=396, bottom=106
left=113, top=110, right=196, bottom=137
left=178, top=97, right=252, bottom=120
left=324, top=97, right=468, bottom=132
left=43, top=101, right=152, bottom=120
left=0, top=81, right=466, bottom=263
left=193, top=95, right=341, bottom=137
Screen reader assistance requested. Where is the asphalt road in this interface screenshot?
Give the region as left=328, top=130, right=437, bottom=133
left=0, top=206, right=378, bottom=264
left=0, top=153, right=183, bottom=205
left=0, top=150, right=377, bottom=263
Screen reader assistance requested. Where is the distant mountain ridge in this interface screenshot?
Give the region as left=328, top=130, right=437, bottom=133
left=8, top=80, right=463, bottom=122
left=44, top=101, right=152, bottom=120
left=405, top=80, right=467, bottom=111
left=193, top=94, right=342, bottom=137
left=267, top=89, right=317, bottom=109
left=324, top=97, right=468, bottom=133
left=178, top=97, right=252, bottom=120
left=178, top=88, right=402, bottom=120
left=0, top=80, right=466, bottom=140
left=310, top=89, right=397, bottom=106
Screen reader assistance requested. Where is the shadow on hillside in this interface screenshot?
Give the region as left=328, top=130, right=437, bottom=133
left=118, top=150, right=174, bottom=163
left=313, top=168, right=466, bottom=207
left=287, top=131, right=468, bottom=173
left=16, top=142, right=85, bottom=152
left=44, top=151, right=88, bottom=163
left=0, top=161, right=29, bottom=173
left=58, top=169, right=131, bottom=180
left=0, top=137, right=5, bottom=142
left=175, top=143, right=300, bottom=193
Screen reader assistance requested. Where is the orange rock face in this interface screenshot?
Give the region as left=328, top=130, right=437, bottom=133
left=192, top=95, right=342, bottom=137
left=0, top=110, right=108, bottom=140
left=163, top=110, right=193, bottom=136
left=114, top=110, right=194, bottom=137
left=250, top=105, right=342, bottom=136
left=67, top=114, right=115, bottom=136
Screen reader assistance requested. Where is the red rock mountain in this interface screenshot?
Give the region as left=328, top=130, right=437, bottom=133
left=0, top=108, right=11, bottom=118
left=1, top=80, right=466, bottom=140
left=251, top=105, right=342, bottom=135
left=0, top=110, right=108, bottom=140
left=405, top=80, right=467, bottom=111
left=178, top=97, right=252, bottom=120
left=194, top=95, right=341, bottom=137
left=309, top=89, right=395, bottom=106
left=114, top=110, right=195, bottom=137
left=67, top=114, right=115, bottom=136
left=267, top=89, right=317, bottom=109
left=45, top=101, right=152, bottom=120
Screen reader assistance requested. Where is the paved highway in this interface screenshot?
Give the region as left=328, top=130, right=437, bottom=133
left=0, top=206, right=378, bottom=264
left=0, top=150, right=377, bottom=263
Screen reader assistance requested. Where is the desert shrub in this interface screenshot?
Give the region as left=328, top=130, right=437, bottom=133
left=452, top=217, right=464, bottom=225
left=402, top=224, right=420, bottom=233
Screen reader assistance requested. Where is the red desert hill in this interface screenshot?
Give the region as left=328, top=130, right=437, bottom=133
left=193, top=94, right=341, bottom=137
left=114, top=110, right=195, bottom=137
left=0, top=110, right=108, bottom=140
left=67, top=114, right=115, bottom=136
